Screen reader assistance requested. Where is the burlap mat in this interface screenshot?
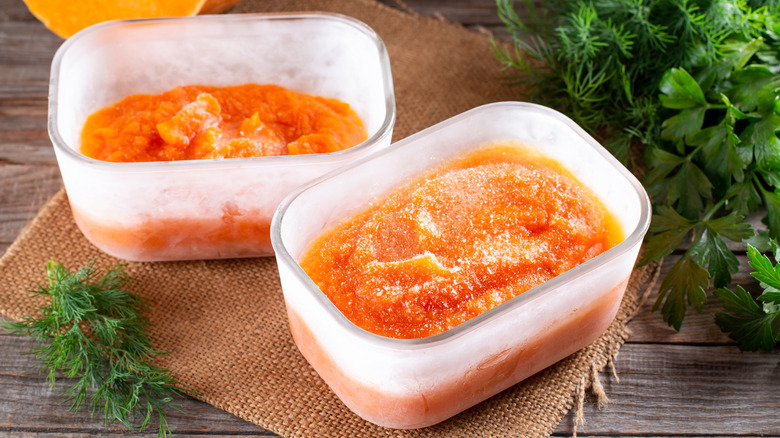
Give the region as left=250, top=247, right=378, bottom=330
left=0, top=0, right=660, bottom=436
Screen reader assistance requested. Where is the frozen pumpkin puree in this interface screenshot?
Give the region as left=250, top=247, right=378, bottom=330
left=80, top=83, right=367, bottom=162
left=73, top=83, right=367, bottom=261
left=300, top=144, right=623, bottom=339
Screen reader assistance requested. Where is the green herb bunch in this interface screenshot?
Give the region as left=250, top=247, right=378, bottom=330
left=3, top=260, right=185, bottom=437
left=495, top=0, right=780, bottom=350
left=495, top=0, right=774, bottom=162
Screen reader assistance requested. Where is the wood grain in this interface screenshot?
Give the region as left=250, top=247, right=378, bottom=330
left=1, top=1, right=778, bottom=437
left=378, top=0, right=506, bottom=31
left=0, top=165, right=62, bottom=243
left=0, top=327, right=273, bottom=435
left=555, top=344, right=780, bottom=436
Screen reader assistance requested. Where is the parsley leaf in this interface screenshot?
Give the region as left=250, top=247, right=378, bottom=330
left=659, top=67, right=707, bottom=109
left=714, top=245, right=780, bottom=352
left=691, top=227, right=740, bottom=288
left=728, top=64, right=780, bottom=111
left=666, top=159, right=713, bottom=219
left=713, top=286, right=778, bottom=352
left=660, top=107, right=706, bottom=142
left=761, top=187, right=780, bottom=240
left=639, top=205, right=695, bottom=265
left=653, top=255, right=709, bottom=331
left=747, top=244, right=780, bottom=290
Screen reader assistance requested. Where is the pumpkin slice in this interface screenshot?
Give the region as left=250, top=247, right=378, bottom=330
left=23, top=0, right=242, bottom=39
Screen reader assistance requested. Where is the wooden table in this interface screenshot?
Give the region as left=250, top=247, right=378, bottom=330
left=1, top=1, right=777, bottom=436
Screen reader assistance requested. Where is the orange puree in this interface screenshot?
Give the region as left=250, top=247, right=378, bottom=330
left=300, top=144, right=623, bottom=339
left=80, top=84, right=368, bottom=162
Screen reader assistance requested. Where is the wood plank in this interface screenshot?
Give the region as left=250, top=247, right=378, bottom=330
left=0, top=97, right=54, bottom=166
left=0, top=22, right=61, bottom=85
left=0, top=323, right=276, bottom=436
left=0, top=9, right=59, bottom=170
left=0, top=434, right=275, bottom=438
left=0, top=0, right=59, bottom=252
left=0, top=3, right=61, bottom=252
left=0, top=0, right=42, bottom=22
left=0, top=164, right=61, bottom=245
left=377, top=0, right=505, bottom=31
left=553, top=343, right=780, bottom=436
left=6, top=325, right=778, bottom=437
left=0, top=435, right=273, bottom=438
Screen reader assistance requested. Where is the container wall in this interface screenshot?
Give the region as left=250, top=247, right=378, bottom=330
left=273, top=102, right=650, bottom=428
left=49, top=14, right=394, bottom=261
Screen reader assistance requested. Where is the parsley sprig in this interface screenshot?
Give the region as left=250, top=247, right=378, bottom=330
left=715, top=244, right=780, bottom=351
left=3, top=260, right=185, bottom=437
left=494, top=0, right=780, bottom=345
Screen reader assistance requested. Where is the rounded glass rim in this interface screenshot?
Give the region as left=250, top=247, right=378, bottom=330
left=47, top=12, right=396, bottom=172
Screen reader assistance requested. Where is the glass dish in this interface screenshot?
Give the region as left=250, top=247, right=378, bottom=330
left=48, top=12, right=394, bottom=261
left=271, top=102, right=651, bottom=429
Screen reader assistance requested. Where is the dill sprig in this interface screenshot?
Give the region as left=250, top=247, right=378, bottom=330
left=3, top=260, right=186, bottom=437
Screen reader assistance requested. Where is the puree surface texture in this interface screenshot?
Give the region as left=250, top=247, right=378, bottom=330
left=300, top=145, right=623, bottom=339
left=80, top=84, right=367, bottom=162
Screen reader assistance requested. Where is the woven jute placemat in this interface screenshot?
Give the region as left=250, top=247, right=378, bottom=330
left=0, top=0, right=660, bottom=436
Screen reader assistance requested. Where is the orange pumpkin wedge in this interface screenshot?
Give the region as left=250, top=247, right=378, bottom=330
left=22, top=0, right=241, bottom=38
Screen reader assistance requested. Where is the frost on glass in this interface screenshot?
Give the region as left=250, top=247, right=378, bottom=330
left=48, top=13, right=394, bottom=261
left=272, top=102, right=650, bottom=429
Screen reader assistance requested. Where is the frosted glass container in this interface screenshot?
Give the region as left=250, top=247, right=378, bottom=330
left=48, top=13, right=394, bottom=261
left=271, top=102, right=651, bottom=429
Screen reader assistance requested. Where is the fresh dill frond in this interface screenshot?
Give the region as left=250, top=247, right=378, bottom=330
left=494, top=0, right=766, bottom=161
left=3, top=260, right=186, bottom=438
